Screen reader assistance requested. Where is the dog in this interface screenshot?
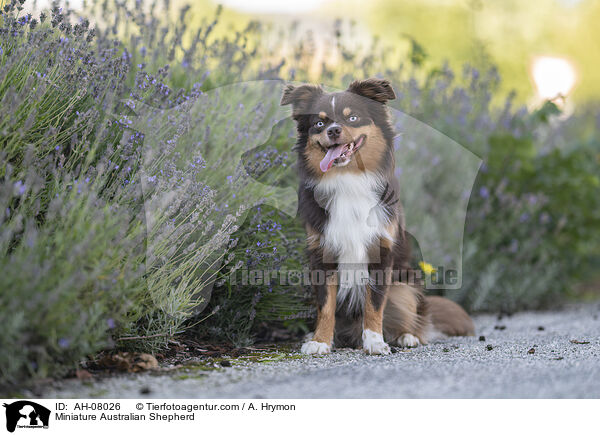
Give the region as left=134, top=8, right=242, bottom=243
left=281, top=78, right=474, bottom=355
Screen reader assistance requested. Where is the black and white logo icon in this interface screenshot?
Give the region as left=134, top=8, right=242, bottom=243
left=3, top=401, right=50, bottom=433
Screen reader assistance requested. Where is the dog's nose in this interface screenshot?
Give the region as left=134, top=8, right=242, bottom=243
left=327, top=124, right=342, bottom=139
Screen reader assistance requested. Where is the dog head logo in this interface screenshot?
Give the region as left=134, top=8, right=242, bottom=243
left=3, top=401, right=50, bottom=432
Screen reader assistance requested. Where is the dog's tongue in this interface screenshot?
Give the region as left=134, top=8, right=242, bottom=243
left=320, top=144, right=345, bottom=172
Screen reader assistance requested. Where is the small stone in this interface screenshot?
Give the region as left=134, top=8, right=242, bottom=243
left=537, top=326, right=545, bottom=331
left=140, top=386, right=151, bottom=395
left=443, top=348, right=450, bottom=353
left=528, top=348, right=535, bottom=354
left=486, top=345, right=493, bottom=351
left=479, top=336, right=486, bottom=342
left=219, top=360, right=231, bottom=367
left=494, top=325, right=506, bottom=330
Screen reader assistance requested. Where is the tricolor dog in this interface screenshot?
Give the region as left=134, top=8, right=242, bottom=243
left=281, top=78, right=474, bottom=355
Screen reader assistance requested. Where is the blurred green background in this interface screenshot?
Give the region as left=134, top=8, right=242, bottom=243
left=173, top=0, right=598, bottom=104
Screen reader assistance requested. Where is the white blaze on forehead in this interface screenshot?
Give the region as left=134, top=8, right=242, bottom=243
left=331, top=96, right=336, bottom=116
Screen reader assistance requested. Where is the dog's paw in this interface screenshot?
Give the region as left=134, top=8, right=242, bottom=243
left=397, top=333, right=421, bottom=348
left=301, top=340, right=331, bottom=355
left=362, top=329, right=391, bottom=355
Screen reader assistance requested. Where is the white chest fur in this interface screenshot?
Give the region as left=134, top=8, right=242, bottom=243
left=312, top=172, right=392, bottom=312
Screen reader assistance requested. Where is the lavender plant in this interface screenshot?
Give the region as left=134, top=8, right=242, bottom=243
left=0, top=1, right=148, bottom=384
left=0, top=0, right=300, bottom=386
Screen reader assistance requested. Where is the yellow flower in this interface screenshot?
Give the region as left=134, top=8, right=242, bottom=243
left=419, top=261, right=436, bottom=276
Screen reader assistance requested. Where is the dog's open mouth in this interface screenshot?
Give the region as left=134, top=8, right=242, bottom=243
left=319, top=135, right=366, bottom=172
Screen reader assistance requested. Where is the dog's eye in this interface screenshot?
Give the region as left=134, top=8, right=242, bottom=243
left=315, top=121, right=324, bottom=128
left=348, top=115, right=358, bottom=122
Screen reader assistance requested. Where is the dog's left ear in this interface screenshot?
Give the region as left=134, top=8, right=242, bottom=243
left=347, top=78, right=396, bottom=104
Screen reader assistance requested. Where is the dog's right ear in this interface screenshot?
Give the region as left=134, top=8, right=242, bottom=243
left=280, top=84, right=323, bottom=115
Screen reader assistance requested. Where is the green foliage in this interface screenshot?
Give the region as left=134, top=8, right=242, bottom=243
left=457, top=105, right=600, bottom=311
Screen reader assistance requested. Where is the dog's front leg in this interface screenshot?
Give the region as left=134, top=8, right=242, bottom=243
left=363, top=243, right=393, bottom=355
left=301, top=237, right=338, bottom=355
left=302, top=267, right=337, bottom=355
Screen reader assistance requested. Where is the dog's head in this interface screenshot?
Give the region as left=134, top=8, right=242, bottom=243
left=281, top=78, right=396, bottom=177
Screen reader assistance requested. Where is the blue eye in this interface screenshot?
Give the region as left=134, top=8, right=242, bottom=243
left=348, top=115, right=358, bottom=122
left=315, top=121, right=324, bottom=128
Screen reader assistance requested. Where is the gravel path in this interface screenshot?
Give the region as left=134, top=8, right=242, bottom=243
left=42, top=303, right=600, bottom=399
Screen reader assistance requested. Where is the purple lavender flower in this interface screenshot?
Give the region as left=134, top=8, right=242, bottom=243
left=58, top=338, right=70, bottom=349
left=13, top=181, right=26, bottom=196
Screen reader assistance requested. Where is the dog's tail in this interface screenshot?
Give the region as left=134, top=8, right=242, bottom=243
left=426, top=295, right=475, bottom=338
left=383, top=283, right=475, bottom=345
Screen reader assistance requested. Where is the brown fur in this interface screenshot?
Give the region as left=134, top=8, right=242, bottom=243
left=381, top=222, right=399, bottom=250
left=383, top=282, right=429, bottom=344
left=426, top=295, right=475, bottom=337
left=348, top=78, right=396, bottom=103
left=306, top=121, right=388, bottom=176
left=305, top=224, right=321, bottom=251
left=303, top=137, right=328, bottom=176
left=312, top=273, right=338, bottom=345
left=364, top=287, right=387, bottom=334
left=382, top=286, right=475, bottom=343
